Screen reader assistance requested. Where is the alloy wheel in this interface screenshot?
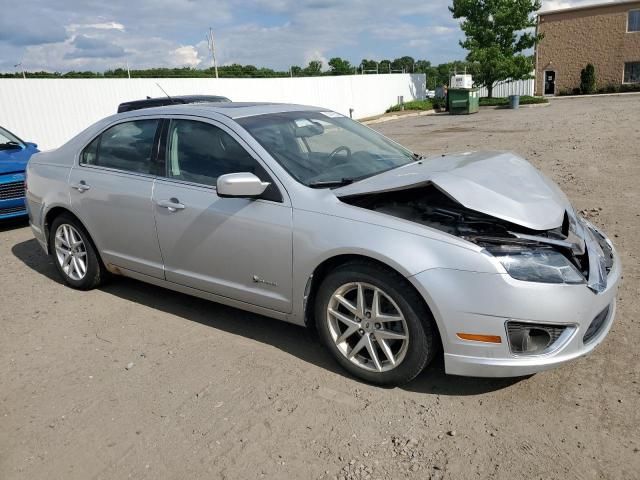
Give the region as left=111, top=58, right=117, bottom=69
left=326, top=282, right=409, bottom=372
left=54, top=224, right=88, bottom=281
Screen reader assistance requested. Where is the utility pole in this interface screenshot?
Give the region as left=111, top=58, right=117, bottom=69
left=206, top=28, right=219, bottom=79
left=14, top=62, right=25, bottom=79
left=126, top=60, right=131, bottom=79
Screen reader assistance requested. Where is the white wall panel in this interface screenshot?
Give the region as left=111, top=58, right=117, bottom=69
left=0, top=74, right=425, bottom=150
left=476, top=78, right=535, bottom=98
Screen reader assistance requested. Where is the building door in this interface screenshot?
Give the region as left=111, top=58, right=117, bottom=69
left=544, top=71, right=556, bottom=95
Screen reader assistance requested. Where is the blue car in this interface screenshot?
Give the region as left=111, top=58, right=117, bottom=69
left=0, top=126, right=39, bottom=219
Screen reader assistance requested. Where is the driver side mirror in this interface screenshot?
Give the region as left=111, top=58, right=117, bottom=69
left=216, top=172, right=270, bottom=199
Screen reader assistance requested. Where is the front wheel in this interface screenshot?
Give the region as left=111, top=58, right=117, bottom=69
left=315, top=262, right=437, bottom=386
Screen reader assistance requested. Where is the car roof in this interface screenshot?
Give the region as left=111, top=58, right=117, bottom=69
left=117, top=95, right=231, bottom=113
left=117, top=102, right=327, bottom=120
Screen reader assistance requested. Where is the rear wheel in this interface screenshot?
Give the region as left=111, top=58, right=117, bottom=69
left=315, top=261, right=437, bottom=386
left=49, top=214, right=106, bottom=290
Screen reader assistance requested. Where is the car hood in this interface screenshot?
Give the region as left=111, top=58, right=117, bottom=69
left=0, top=145, right=38, bottom=175
left=333, top=151, right=570, bottom=231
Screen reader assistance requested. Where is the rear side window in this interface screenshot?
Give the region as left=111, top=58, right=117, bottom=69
left=80, top=120, right=160, bottom=174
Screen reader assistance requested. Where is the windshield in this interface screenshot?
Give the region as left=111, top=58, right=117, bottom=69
left=0, top=127, right=24, bottom=149
left=237, top=111, right=415, bottom=187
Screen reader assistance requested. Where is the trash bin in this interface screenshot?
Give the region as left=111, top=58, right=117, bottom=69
left=448, top=88, right=480, bottom=115
left=509, top=95, right=520, bottom=109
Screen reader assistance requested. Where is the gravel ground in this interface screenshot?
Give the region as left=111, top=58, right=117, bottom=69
left=1, top=95, right=639, bottom=480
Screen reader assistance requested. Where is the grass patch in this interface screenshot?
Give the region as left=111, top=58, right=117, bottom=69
left=479, top=96, right=548, bottom=107
left=386, top=99, right=433, bottom=113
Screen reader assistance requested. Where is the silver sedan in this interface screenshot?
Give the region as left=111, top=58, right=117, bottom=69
left=25, top=103, right=621, bottom=386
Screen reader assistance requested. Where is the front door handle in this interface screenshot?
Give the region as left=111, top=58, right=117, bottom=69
left=157, top=198, right=185, bottom=212
left=71, top=181, right=90, bottom=193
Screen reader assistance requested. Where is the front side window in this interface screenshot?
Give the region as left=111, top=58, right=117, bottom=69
left=165, top=119, right=262, bottom=186
left=81, top=120, right=160, bottom=174
left=629, top=10, right=640, bottom=32
left=237, top=111, right=415, bottom=187
left=624, top=62, right=640, bottom=84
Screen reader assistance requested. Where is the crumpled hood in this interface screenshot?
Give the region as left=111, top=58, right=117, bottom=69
left=334, top=151, right=570, bottom=231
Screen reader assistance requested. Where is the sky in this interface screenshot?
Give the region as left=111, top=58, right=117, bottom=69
left=0, top=0, right=626, bottom=73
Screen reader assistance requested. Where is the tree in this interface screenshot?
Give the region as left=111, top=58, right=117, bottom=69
left=328, top=57, right=352, bottom=75
left=360, top=59, right=378, bottom=73
left=303, top=60, right=323, bottom=76
left=580, top=63, right=596, bottom=94
left=450, top=0, right=542, bottom=97
left=379, top=59, right=391, bottom=73
left=391, top=56, right=415, bottom=73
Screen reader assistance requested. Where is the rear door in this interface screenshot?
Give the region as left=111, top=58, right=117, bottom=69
left=152, top=117, right=293, bottom=313
left=69, top=118, right=165, bottom=278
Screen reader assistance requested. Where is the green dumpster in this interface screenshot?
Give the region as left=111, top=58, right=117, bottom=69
left=448, top=88, right=480, bottom=115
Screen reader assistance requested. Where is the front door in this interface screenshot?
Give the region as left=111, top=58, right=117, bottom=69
left=544, top=71, right=556, bottom=95
left=69, top=119, right=165, bottom=279
left=152, top=118, right=293, bottom=313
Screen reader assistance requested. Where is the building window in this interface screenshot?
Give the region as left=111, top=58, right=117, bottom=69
left=624, top=62, right=640, bottom=84
left=629, top=10, right=640, bottom=32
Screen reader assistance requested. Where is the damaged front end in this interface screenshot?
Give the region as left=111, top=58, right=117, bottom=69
left=340, top=185, right=614, bottom=292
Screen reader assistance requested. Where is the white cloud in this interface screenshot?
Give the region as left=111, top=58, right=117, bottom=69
left=170, top=45, right=202, bottom=67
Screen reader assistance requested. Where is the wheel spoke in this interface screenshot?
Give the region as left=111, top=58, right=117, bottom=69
left=365, top=334, right=382, bottom=371
left=348, top=335, right=367, bottom=359
left=336, top=325, right=359, bottom=344
left=376, top=337, right=396, bottom=366
left=375, top=329, right=407, bottom=341
left=75, top=256, right=87, bottom=276
left=376, top=313, right=403, bottom=323
left=328, top=308, right=359, bottom=329
left=356, top=283, right=365, bottom=318
left=334, top=294, right=358, bottom=316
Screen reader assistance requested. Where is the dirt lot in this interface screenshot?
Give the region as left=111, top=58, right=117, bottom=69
left=1, top=95, right=639, bottom=480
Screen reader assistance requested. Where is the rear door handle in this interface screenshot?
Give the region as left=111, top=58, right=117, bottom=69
left=72, top=181, right=90, bottom=193
left=157, top=198, right=185, bottom=212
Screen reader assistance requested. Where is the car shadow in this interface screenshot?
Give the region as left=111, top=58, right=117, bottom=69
left=11, top=237, right=526, bottom=396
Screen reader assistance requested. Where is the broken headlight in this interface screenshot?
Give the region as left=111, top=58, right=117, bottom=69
left=486, top=245, right=585, bottom=284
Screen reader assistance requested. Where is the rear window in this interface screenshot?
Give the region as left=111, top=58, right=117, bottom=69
left=80, top=120, right=160, bottom=174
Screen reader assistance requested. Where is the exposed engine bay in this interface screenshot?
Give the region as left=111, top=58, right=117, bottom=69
left=340, top=184, right=614, bottom=281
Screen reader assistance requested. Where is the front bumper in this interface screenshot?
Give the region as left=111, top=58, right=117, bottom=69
left=409, top=230, right=621, bottom=378
left=0, top=173, right=27, bottom=219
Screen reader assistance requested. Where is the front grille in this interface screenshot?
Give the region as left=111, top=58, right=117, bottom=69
left=0, top=205, right=26, bottom=215
left=0, top=181, right=25, bottom=200
left=583, top=305, right=610, bottom=344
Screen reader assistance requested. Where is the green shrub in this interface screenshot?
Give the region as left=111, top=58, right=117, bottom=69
left=479, top=96, right=548, bottom=106
left=580, top=64, right=596, bottom=94
left=386, top=99, right=433, bottom=113
left=431, top=98, right=446, bottom=110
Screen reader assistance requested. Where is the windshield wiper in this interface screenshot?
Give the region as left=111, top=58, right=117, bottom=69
left=0, top=141, right=21, bottom=149
left=307, top=178, right=355, bottom=189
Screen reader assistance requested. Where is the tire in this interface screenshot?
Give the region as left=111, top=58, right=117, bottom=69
left=315, top=261, right=437, bottom=386
left=49, top=213, right=107, bottom=290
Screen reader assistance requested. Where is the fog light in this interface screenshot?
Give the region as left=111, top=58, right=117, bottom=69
left=506, top=322, right=568, bottom=355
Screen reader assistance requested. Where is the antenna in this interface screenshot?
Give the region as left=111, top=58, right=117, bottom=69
left=206, top=28, right=219, bottom=79
left=155, top=83, right=177, bottom=103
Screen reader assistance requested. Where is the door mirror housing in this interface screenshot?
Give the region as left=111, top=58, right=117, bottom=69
left=216, top=172, right=270, bottom=198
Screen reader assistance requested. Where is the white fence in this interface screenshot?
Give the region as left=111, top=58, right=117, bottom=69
left=0, top=74, right=425, bottom=150
left=476, top=78, right=535, bottom=98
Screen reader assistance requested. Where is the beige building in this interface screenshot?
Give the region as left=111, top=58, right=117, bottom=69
left=535, top=0, right=640, bottom=95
